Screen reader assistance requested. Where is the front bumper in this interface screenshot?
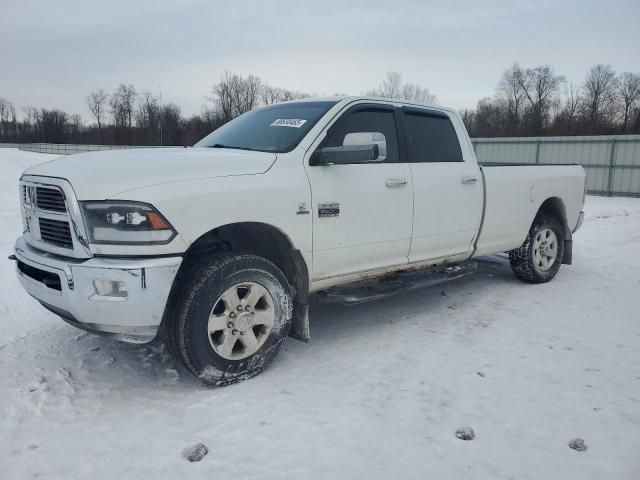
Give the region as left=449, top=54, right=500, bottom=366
left=14, top=236, right=182, bottom=343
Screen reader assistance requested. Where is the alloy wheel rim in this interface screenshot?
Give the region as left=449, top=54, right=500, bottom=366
left=207, top=282, right=275, bottom=360
left=532, top=228, right=558, bottom=271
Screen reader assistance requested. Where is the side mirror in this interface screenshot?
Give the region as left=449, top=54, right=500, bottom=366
left=311, top=143, right=380, bottom=166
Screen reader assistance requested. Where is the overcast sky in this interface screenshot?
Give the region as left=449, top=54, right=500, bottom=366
left=1, top=0, right=638, bottom=121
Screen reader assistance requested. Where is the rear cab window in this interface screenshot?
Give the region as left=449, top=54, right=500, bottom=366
left=402, top=109, right=463, bottom=163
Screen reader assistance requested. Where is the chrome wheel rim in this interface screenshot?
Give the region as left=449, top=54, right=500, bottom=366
left=532, top=228, right=558, bottom=271
left=207, top=282, right=275, bottom=360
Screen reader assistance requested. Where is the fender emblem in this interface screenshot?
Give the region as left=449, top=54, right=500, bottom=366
left=297, top=202, right=310, bottom=215
left=318, top=202, right=340, bottom=217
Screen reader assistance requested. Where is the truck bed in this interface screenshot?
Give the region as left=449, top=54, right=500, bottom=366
left=473, top=164, right=586, bottom=257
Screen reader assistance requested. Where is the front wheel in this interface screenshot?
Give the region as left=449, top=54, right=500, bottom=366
left=168, top=254, right=293, bottom=386
left=509, top=214, right=565, bottom=283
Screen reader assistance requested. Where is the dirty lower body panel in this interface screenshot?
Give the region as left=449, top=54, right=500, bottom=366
left=316, top=262, right=478, bottom=305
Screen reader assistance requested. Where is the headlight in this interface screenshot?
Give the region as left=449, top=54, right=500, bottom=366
left=80, top=201, right=177, bottom=245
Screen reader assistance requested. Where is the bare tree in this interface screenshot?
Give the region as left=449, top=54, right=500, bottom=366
left=38, top=109, right=68, bottom=143
left=561, top=83, right=582, bottom=134
left=401, top=82, right=436, bottom=104
left=472, top=97, right=510, bottom=137
left=109, top=84, right=137, bottom=143
left=159, top=103, right=182, bottom=145
left=68, top=114, right=83, bottom=141
left=234, top=74, right=261, bottom=115
left=261, top=84, right=308, bottom=105
left=87, top=89, right=108, bottom=141
left=210, top=71, right=263, bottom=122
left=135, top=91, right=161, bottom=143
left=0, top=97, right=15, bottom=137
left=21, top=106, right=38, bottom=140
left=618, top=72, right=640, bottom=132
left=582, top=64, right=619, bottom=131
left=460, top=109, right=475, bottom=135
left=367, top=71, right=436, bottom=103
left=518, top=65, right=565, bottom=133
left=261, top=85, right=284, bottom=105
left=110, top=84, right=137, bottom=129
left=498, top=63, right=527, bottom=134
left=380, top=71, right=403, bottom=98
left=136, top=91, right=160, bottom=126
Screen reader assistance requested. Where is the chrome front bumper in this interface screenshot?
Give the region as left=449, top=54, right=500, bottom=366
left=14, top=236, right=182, bottom=343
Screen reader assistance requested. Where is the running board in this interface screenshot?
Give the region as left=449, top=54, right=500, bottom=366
left=316, top=261, right=478, bottom=305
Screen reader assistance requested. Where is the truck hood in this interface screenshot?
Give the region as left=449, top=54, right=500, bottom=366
left=24, top=147, right=277, bottom=200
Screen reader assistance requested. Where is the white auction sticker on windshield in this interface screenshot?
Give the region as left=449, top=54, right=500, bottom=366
left=271, top=118, right=307, bottom=128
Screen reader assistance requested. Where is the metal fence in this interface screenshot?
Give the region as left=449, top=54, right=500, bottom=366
left=2, top=136, right=640, bottom=196
left=472, top=135, right=640, bottom=197
left=0, top=143, right=170, bottom=155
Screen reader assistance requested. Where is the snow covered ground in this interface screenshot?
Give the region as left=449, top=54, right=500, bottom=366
left=1, top=148, right=639, bottom=479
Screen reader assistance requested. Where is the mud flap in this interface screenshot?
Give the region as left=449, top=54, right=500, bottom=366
left=288, top=249, right=310, bottom=343
left=562, top=239, right=572, bottom=265
left=289, top=301, right=310, bottom=343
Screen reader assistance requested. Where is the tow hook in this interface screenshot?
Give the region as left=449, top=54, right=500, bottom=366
left=8, top=254, right=17, bottom=261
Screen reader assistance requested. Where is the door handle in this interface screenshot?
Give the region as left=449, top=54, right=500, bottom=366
left=461, top=176, right=478, bottom=185
left=385, top=178, right=408, bottom=188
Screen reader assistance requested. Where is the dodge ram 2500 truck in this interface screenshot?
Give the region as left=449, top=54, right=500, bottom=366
left=13, top=97, right=586, bottom=385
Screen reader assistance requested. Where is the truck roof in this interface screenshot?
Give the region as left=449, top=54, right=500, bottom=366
left=277, top=95, right=451, bottom=114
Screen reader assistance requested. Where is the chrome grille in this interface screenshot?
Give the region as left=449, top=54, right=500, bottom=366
left=35, top=187, right=66, bottom=212
left=20, top=176, right=91, bottom=258
left=38, top=217, right=73, bottom=248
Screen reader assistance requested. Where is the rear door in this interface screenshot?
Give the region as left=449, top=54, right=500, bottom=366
left=304, top=104, right=413, bottom=280
left=402, top=108, right=483, bottom=262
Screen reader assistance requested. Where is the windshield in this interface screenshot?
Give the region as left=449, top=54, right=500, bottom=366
left=194, top=101, right=338, bottom=153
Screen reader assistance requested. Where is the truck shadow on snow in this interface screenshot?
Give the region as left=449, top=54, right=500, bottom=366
left=304, top=255, right=515, bottom=346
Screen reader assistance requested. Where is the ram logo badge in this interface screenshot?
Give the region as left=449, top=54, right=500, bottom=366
left=318, top=202, right=340, bottom=217
left=297, top=202, right=310, bottom=215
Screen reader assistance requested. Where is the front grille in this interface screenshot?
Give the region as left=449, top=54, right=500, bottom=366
left=39, top=217, right=73, bottom=248
left=35, top=187, right=66, bottom=212
left=21, top=177, right=88, bottom=258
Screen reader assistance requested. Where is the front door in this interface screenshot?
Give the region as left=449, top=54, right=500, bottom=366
left=304, top=104, right=413, bottom=281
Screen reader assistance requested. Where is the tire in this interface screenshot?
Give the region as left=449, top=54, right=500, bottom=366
left=509, top=214, right=565, bottom=284
left=168, top=254, right=293, bottom=386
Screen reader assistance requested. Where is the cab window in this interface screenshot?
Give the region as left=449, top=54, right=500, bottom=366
left=321, top=108, right=399, bottom=163
left=403, top=112, right=463, bottom=162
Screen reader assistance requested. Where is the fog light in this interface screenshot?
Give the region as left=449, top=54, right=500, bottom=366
left=93, top=279, right=128, bottom=298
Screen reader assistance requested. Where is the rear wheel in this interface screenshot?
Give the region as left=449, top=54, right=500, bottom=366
left=168, top=254, right=293, bottom=386
left=509, top=214, right=565, bottom=283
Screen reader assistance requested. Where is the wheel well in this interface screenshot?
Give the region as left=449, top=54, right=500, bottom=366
left=161, top=222, right=310, bottom=340
left=537, top=197, right=570, bottom=240
left=180, top=222, right=306, bottom=290
left=536, top=197, right=573, bottom=265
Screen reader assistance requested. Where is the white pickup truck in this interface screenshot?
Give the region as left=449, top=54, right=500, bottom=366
left=13, top=97, right=586, bottom=385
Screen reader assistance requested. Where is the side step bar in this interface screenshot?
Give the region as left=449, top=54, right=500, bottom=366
left=316, top=261, right=478, bottom=305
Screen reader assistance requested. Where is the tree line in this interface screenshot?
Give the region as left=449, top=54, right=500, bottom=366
left=0, top=72, right=313, bottom=147
left=462, top=63, right=640, bottom=137
left=0, top=65, right=638, bottom=146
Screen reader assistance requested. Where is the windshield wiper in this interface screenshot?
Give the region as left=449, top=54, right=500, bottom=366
left=209, top=144, right=256, bottom=152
